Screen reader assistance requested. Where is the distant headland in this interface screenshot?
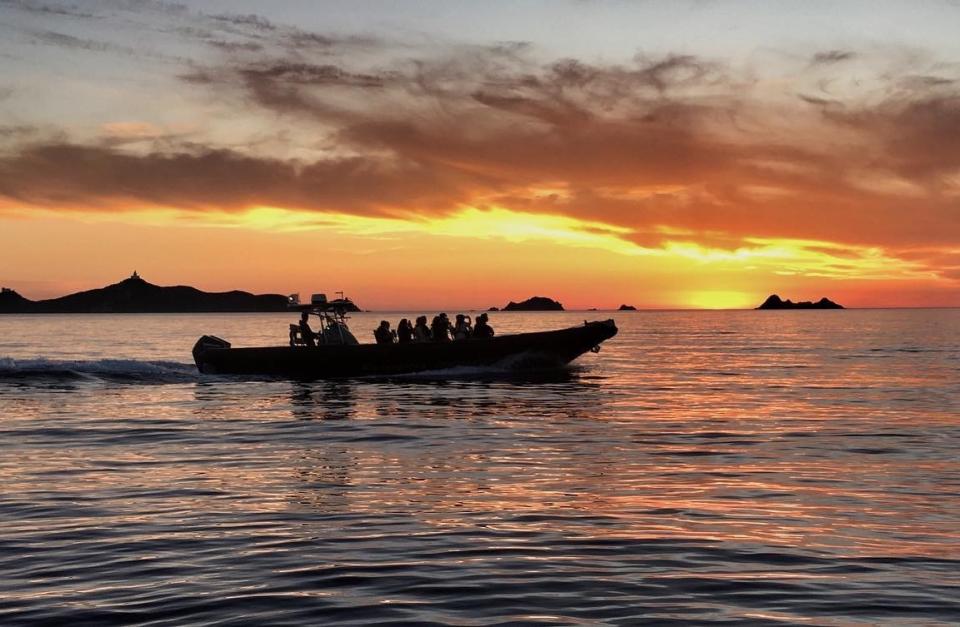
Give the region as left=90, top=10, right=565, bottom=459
left=0, top=272, right=329, bottom=314
left=500, top=296, right=565, bottom=311
left=757, top=295, right=844, bottom=310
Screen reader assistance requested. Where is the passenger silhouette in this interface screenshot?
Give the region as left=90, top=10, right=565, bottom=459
left=373, top=320, right=396, bottom=345
left=473, top=312, right=494, bottom=338
left=397, top=318, right=413, bottom=344
left=431, top=313, right=453, bottom=342
left=453, top=314, right=472, bottom=340
left=299, top=312, right=318, bottom=346
left=413, top=316, right=432, bottom=343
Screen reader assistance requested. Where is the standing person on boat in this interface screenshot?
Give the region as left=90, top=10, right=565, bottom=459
left=397, top=318, right=413, bottom=344
left=453, top=314, right=472, bottom=340
left=374, top=320, right=396, bottom=345
left=473, top=313, right=494, bottom=338
left=413, top=316, right=432, bottom=343
left=299, top=312, right=318, bottom=346
left=431, top=313, right=453, bottom=342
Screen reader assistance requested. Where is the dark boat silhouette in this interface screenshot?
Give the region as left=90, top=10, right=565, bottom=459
left=192, top=294, right=617, bottom=378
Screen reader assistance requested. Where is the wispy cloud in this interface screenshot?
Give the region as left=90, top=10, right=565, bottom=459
left=31, top=29, right=115, bottom=52
left=811, top=50, right=856, bottom=65
left=0, top=0, right=96, bottom=19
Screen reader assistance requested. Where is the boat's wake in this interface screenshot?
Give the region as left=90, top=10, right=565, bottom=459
left=0, top=357, right=202, bottom=385
left=0, top=351, right=583, bottom=386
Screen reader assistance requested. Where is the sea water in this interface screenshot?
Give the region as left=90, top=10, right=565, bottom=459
left=0, top=310, right=958, bottom=624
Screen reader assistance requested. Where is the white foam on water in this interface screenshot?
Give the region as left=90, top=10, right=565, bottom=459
left=0, top=356, right=200, bottom=384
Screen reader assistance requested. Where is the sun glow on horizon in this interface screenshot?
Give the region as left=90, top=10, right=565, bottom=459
left=1, top=201, right=956, bottom=309
left=684, top=290, right=757, bottom=310
left=212, top=206, right=648, bottom=258
left=220, top=206, right=941, bottom=283
left=5, top=202, right=951, bottom=270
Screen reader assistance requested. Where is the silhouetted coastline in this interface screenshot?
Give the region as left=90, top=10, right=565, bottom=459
left=0, top=273, right=333, bottom=314
left=757, top=294, right=843, bottom=310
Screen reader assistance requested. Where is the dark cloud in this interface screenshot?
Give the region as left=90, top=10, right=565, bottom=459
left=198, top=9, right=350, bottom=53
left=899, top=75, right=955, bottom=89
left=287, top=30, right=335, bottom=48
left=626, top=53, right=724, bottom=92
left=208, top=12, right=275, bottom=32
left=31, top=30, right=113, bottom=52
left=206, top=39, right=263, bottom=53
left=182, top=59, right=394, bottom=120
left=0, top=142, right=472, bottom=216
left=0, top=0, right=96, bottom=19
left=114, top=0, right=188, bottom=16
left=26, top=27, right=183, bottom=61
left=241, top=63, right=386, bottom=88
left=235, top=65, right=387, bottom=120
left=177, top=67, right=216, bottom=85
left=821, top=94, right=960, bottom=180
left=798, top=94, right=841, bottom=107
left=189, top=47, right=732, bottom=136
left=811, top=50, right=856, bottom=65
left=0, top=124, right=37, bottom=138
left=470, top=90, right=591, bottom=127
left=5, top=2, right=349, bottom=61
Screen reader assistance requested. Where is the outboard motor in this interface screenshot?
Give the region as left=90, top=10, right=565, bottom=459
left=192, top=335, right=231, bottom=373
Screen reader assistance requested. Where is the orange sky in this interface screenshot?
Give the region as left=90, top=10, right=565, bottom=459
left=0, top=1, right=958, bottom=308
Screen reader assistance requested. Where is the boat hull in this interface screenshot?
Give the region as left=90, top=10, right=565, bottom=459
left=193, top=320, right=617, bottom=378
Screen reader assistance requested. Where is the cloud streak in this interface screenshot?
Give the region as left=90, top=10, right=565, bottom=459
left=0, top=142, right=472, bottom=216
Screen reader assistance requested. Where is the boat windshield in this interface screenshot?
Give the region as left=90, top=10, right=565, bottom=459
left=289, top=297, right=359, bottom=346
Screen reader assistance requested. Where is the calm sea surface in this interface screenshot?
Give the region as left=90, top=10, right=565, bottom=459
left=1, top=310, right=958, bottom=625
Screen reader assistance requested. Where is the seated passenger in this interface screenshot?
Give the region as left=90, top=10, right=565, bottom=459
left=413, top=316, right=432, bottom=343
left=473, top=313, right=494, bottom=338
left=299, top=312, right=318, bottom=346
left=397, top=318, right=413, bottom=344
left=431, top=313, right=453, bottom=342
left=453, top=314, right=472, bottom=340
left=373, top=320, right=396, bottom=345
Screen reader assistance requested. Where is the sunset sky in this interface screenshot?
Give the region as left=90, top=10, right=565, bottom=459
left=1, top=0, right=958, bottom=309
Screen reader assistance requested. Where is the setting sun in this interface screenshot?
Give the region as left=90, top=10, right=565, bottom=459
left=684, top=291, right=757, bottom=310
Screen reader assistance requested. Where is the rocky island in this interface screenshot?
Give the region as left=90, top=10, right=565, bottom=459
left=0, top=272, right=353, bottom=314
left=618, top=304, right=637, bottom=311
left=757, top=294, right=844, bottom=310
left=501, top=296, right=565, bottom=311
